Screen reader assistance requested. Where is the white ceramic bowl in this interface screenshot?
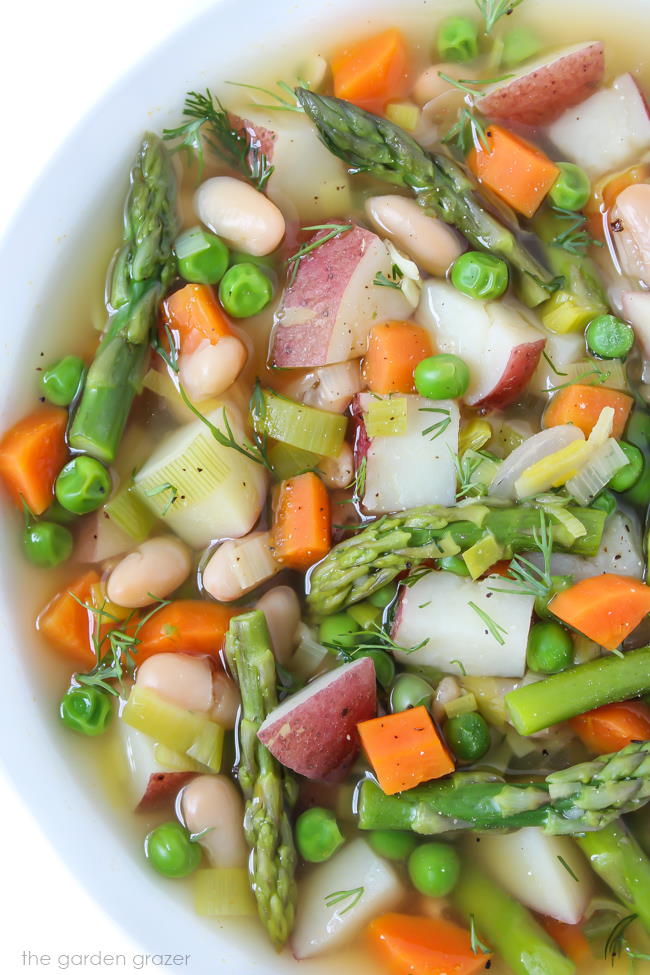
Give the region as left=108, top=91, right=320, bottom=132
left=0, top=0, right=648, bottom=970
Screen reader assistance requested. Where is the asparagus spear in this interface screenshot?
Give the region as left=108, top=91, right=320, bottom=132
left=357, top=739, right=650, bottom=836
left=307, top=503, right=606, bottom=617
left=225, top=611, right=297, bottom=950
left=578, top=820, right=650, bottom=933
left=69, top=134, right=177, bottom=463
left=295, top=88, right=556, bottom=306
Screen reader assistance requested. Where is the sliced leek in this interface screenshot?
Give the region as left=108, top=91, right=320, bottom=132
left=365, top=397, right=408, bottom=438
left=252, top=388, right=347, bottom=458
left=289, top=624, right=331, bottom=681
left=104, top=483, right=157, bottom=542
left=565, top=438, right=629, bottom=505
left=193, top=868, right=256, bottom=917
left=459, top=419, right=492, bottom=456
left=267, top=441, right=321, bottom=481
left=443, top=692, right=478, bottom=719
left=553, top=359, right=627, bottom=392
left=515, top=440, right=592, bottom=497
left=462, top=532, right=504, bottom=580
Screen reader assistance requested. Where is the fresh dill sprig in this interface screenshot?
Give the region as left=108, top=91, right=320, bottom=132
left=547, top=365, right=610, bottom=392
left=469, top=600, right=508, bottom=645
left=551, top=207, right=602, bottom=257
left=286, top=223, right=353, bottom=286
left=225, top=79, right=303, bottom=113
left=452, top=449, right=486, bottom=500
left=488, top=511, right=552, bottom=599
left=604, top=914, right=638, bottom=961
left=419, top=407, right=452, bottom=442
left=324, top=887, right=364, bottom=916
left=438, top=73, right=512, bottom=155
left=374, top=265, right=404, bottom=290
left=542, top=351, right=568, bottom=378
left=451, top=658, right=468, bottom=676
left=469, top=913, right=491, bottom=955
left=557, top=856, right=579, bottom=882
left=178, top=383, right=272, bottom=471
left=475, top=0, right=526, bottom=33
left=151, top=322, right=179, bottom=374
left=143, top=482, right=178, bottom=516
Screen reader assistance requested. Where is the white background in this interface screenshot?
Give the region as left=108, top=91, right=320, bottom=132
left=0, top=1, right=215, bottom=970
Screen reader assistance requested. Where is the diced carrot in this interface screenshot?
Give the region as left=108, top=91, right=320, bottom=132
left=362, top=321, right=433, bottom=394
left=134, top=600, right=240, bottom=664
left=0, top=406, right=68, bottom=515
left=543, top=384, right=633, bottom=439
left=272, top=472, right=331, bottom=572
left=368, top=913, right=491, bottom=975
left=570, top=700, right=650, bottom=754
left=550, top=574, right=650, bottom=651
left=162, top=283, right=234, bottom=354
left=468, top=125, right=560, bottom=218
left=539, top=916, right=591, bottom=964
left=585, top=164, right=650, bottom=240
left=332, top=28, right=410, bottom=113
left=358, top=706, right=454, bottom=795
left=37, top=570, right=100, bottom=668
left=484, top=559, right=512, bottom=579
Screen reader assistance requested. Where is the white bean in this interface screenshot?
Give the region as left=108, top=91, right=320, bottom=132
left=210, top=672, right=241, bottom=729
left=318, top=442, right=354, bottom=490
left=365, top=195, right=465, bottom=277
left=612, top=183, right=650, bottom=286
left=106, top=536, right=192, bottom=608
left=202, top=530, right=279, bottom=602
left=136, top=652, right=213, bottom=713
left=255, top=586, right=301, bottom=665
left=178, top=335, right=247, bottom=403
left=283, top=361, right=362, bottom=414
left=181, top=775, right=248, bottom=867
left=432, top=676, right=460, bottom=723
left=195, top=176, right=285, bottom=256
left=412, top=63, right=475, bottom=106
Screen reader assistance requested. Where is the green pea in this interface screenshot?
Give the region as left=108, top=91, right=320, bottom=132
left=534, top=575, right=573, bottom=620
left=624, top=411, right=650, bottom=451
left=414, top=354, right=470, bottom=400
left=145, top=822, right=202, bottom=878
left=501, top=26, right=541, bottom=68
left=609, top=441, right=644, bottom=493
left=354, top=649, right=395, bottom=690
left=548, top=163, right=591, bottom=212
left=390, top=674, right=433, bottom=713
left=438, top=554, right=471, bottom=577
left=437, top=16, right=479, bottom=62
left=368, top=830, right=418, bottom=861
left=590, top=489, right=617, bottom=517
left=585, top=314, right=635, bottom=359
left=219, top=262, right=273, bottom=318
left=368, top=582, right=398, bottom=608
left=59, top=686, right=112, bottom=736
left=295, top=807, right=344, bottom=863
left=451, top=251, right=509, bottom=301
left=407, top=842, right=461, bottom=897
left=55, top=455, right=112, bottom=514
left=526, top=621, right=574, bottom=674
left=443, top=712, right=490, bottom=762
left=319, top=612, right=358, bottom=650
left=40, top=355, right=85, bottom=406
left=175, top=226, right=229, bottom=285
left=24, top=521, right=73, bottom=568
left=44, top=498, right=79, bottom=525
left=622, top=456, right=650, bottom=506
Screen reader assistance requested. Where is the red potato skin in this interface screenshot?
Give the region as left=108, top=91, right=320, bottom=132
left=136, top=772, right=195, bottom=812
left=473, top=339, right=546, bottom=410
left=257, top=657, right=377, bottom=782
left=478, top=43, right=605, bottom=127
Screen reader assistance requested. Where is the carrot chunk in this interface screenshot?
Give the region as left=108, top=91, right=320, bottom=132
left=362, top=321, right=433, bottom=394
left=162, top=283, right=234, bottom=354
left=543, top=384, right=633, bottom=439
left=358, top=706, right=454, bottom=795
left=37, top=570, right=100, bottom=668
left=368, top=913, right=491, bottom=975
left=134, top=599, right=239, bottom=663
left=0, top=406, right=68, bottom=515
left=539, top=917, right=591, bottom=964
left=272, top=472, right=331, bottom=572
left=569, top=700, right=650, bottom=754
left=550, top=574, right=650, bottom=651
left=468, top=125, right=560, bottom=218
left=332, top=28, right=410, bottom=113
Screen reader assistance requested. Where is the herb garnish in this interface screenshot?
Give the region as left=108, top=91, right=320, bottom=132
left=542, top=351, right=568, bottom=377
left=469, top=913, right=491, bottom=955
left=439, top=74, right=512, bottom=155
left=420, top=407, right=452, bottom=442
left=451, top=659, right=468, bottom=676
left=374, top=264, right=404, bottom=290
left=475, top=0, right=526, bottom=33
left=286, top=223, right=353, bottom=286
left=452, top=449, right=487, bottom=500
left=604, top=913, right=638, bottom=961
left=469, top=600, right=508, bottom=645
left=143, top=482, right=178, bottom=516
left=354, top=456, right=367, bottom=499
left=178, top=384, right=272, bottom=471
left=547, top=365, right=611, bottom=392
left=557, top=855, right=579, bottom=882
left=488, top=511, right=552, bottom=599
left=324, top=887, right=364, bottom=915
left=551, top=207, right=602, bottom=257
left=225, top=79, right=303, bottom=113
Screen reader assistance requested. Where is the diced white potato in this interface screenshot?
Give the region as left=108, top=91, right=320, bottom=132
left=528, top=509, right=644, bottom=581
left=392, top=571, right=535, bottom=677
left=291, top=839, right=404, bottom=959
left=475, top=829, right=594, bottom=924
left=282, top=361, right=363, bottom=414
left=612, top=184, right=650, bottom=287
left=529, top=330, right=585, bottom=396
left=354, top=392, right=459, bottom=512
left=75, top=510, right=134, bottom=563
left=118, top=720, right=190, bottom=809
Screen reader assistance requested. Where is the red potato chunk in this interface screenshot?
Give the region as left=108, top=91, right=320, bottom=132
left=137, top=772, right=195, bottom=812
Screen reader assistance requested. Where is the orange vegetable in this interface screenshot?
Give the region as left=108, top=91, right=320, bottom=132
left=368, top=913, right=490, bottom=975
left=570, top=700, right=650, bottom=754
left=272, top=472, right=331, bottom=572
left=543, top=384, right=633, bottom=439
left=550, top=574, right=650, bottom=651
left=332, top=28, right=410, bottom=113
left=37, top=571, right=100, bottom=668
left=586, top=164, right=650, bottom=240
left=362, top=321, right=433, bottom=394
left=0, top=406, right=68, bottom=515
left=539, top=917, right=591, bottom=964
left=162, top=283, right=234, bottom=354
left=134, top=600, right=239, bottom=664
left=357, top=706, right=454, bottom=795
left=468, top=125, right=560, bottom=218
left=484, top=559, right=512, bottom=579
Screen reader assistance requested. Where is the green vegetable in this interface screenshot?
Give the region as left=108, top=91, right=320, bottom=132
left=438, top=553, right=471, bottom=577
left=55, top=456, right=112, bottom=515
left=437, top=16, right=479, bottom=61
left=390, top=674, right=433, bottom=713
left=549, top=163, right=591, bottom=212
left=590, top=489, right=617, bottom=516
left=267, top=441, right=320, bottom=481
left=319, top=612, right=358, bottom=650
left=219, top=262, right=272, bottom=318
left=625, top=410, right=650, bottom=451
left=40, top=355, right=85, bottom=406
left=69, top=135, right=177, bottom=462
left=24, top=521, right=73, bottom=568
left=365, top=396, right=408, bottom=437
left=193, top=867, right=256, bottom=916
left=534, top=575, right=573, bottom=620
left=104, top=483, right=156, bottom=542
left=414, top=354, right=470, bottom=400
left=443, top=712, right=490, bottom=762
left=578, top=820, right=650, bottom=933
left=175, top=226, right=229, bottom=284
left=368, top=830, right=418, bottom=861
left=354, top=649, right=395, bottom=689
left=408, top=842, right=460, bottom=897
left=501, top=26, right=540, bottom=67
left=347, top=601, right=382, bottom=630
left=451, top=251, right=509, bottom=301
left=295, top=807, right=344, bottom=863
left=367, top=582, right=398, bottom=608
left=59, top=686, right=112, bottom=736
left=506, top=645, right=650, bottom=735
left=609, top=441, right=643, bottom=492
left=145, top=822, right=201, bottom=879
left=122, top=685, right=224, bottom=770
left=622, top=456, right=650, bottom=506
left=586, top=313, right=635, bottom=359
left=526, top=621, right=574, bottom=674
left=252, top=387, right=347, bottom=459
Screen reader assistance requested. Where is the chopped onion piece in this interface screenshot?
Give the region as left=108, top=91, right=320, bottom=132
left=491, top=425, right=584, bottom=499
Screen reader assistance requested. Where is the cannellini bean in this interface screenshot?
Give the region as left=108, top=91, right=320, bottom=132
left=432, top=676, right=460, bottom=723
left=365, top=195, right=465, bottom=277
left=412, top=63, right=475, bottom=106
left=137, top=652, right=213, bottom=713
left=178, top=336, right=247, bottom=403
left=210, top=672, right=241, bottom=728
left=181, top=775, right=248, bottom=867
left=202, top=530, right=280, bottom=602
left=255, top=586, right=301, bottom=665
left=318, top=442, right=354, bottom=490
left=283, top=361, right=363, bottom=414
left=195, top=176, right=285, bottom=256
left=612, top=183, right=650, bottom=286
left=106, top=536, right=192, bottom=609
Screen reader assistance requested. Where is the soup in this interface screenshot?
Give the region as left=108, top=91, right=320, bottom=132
left=3, top=0, right=650, bottom=972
